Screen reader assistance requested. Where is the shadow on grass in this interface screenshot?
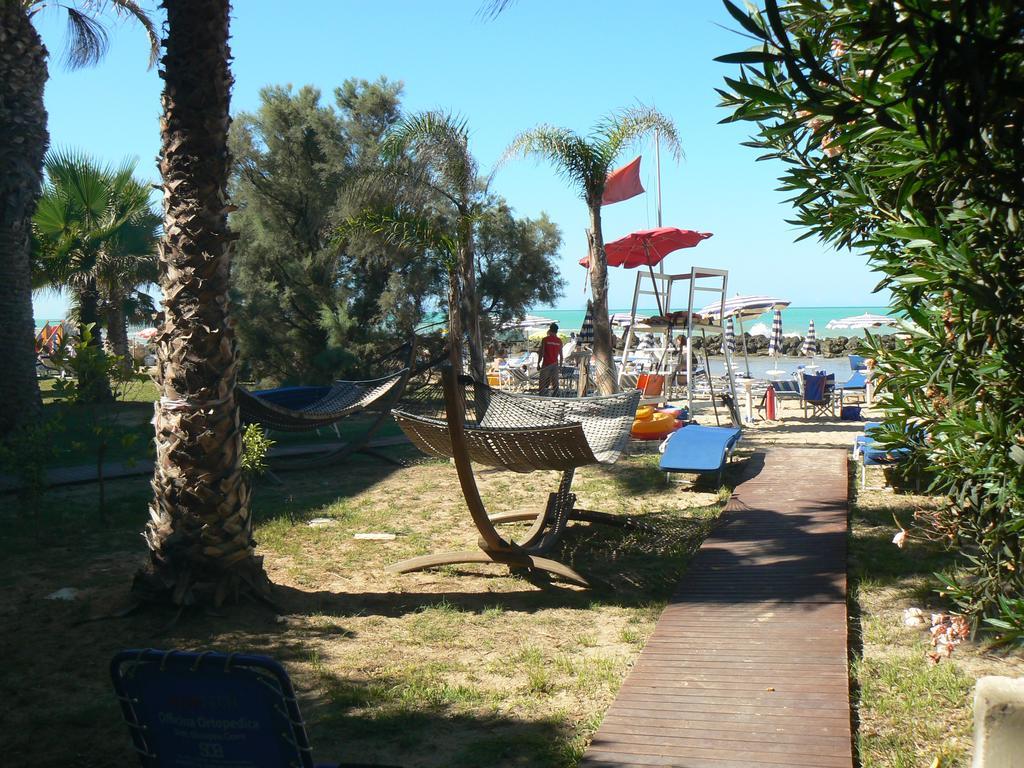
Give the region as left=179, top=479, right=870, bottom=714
left=848, top=501, right=957, bottom=600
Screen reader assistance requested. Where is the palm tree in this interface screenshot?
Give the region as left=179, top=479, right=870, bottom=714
left=379, top=111, right=489, bottom=411
left=0, top=1, right=157, bottom=435
left=134, top=0, right=271, bottom=606
left=506, top=107, right=680, bottom=394
left=33, top=152, right=158, bottom=394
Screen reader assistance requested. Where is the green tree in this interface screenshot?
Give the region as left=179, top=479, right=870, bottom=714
left=505, top=108, right=680, bottom=394
left=136, top=0, right=270, bottom=606
left=717, top=0, right=1023, bottom=633
left=474, top=199, right=563, bottom=333
left=0, top=0, right=157, bottom=435
left=228, top=80, right=440, bottom=384
left=32, top=152, right=157, bottom=399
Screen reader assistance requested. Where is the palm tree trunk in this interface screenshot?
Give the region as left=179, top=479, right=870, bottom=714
left=77, top=277, right=114, bottom=402
left=459, top=234, right=488, bottom=418
left=135, top=0, right=269, bottom=606
left=0, top=4, right=45, bottom=436
left=588, top=205, right=617, bottom=395
left=105, top=298, right=133, bottom=374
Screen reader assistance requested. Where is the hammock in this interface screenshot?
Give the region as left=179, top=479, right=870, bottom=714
left=237, top=372, right=409, bottom=433
left=236, top=341, right=434, bottom=469
left=389, top=367, right=642, bottom=586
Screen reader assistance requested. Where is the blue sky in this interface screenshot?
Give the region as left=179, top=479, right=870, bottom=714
left=32, top=0, right=885, bottom=320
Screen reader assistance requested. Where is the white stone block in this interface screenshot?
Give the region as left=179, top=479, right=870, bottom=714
left=974, top=676, right=1024, bottom=768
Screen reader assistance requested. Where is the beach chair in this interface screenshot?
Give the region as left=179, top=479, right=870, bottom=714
left=110, top=649, right=400, bottom=768
left=802, top=373, right=836, bottom=418
left=849, top=354, right=868, bottom=371
left=659, top=424, right=742, bottom=484
left=853, top=422, right=913, bottom=489
left=755, top=377, right=802, bottom=420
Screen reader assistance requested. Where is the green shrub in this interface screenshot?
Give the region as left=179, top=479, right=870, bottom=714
left=717, top=0, right=1023, bottom=637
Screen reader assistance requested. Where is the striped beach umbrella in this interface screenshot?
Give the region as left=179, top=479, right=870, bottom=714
left=579, top=301, right=594, bottom=346
left=699, top=295, right=791, bottom=323
left=768, top=309, right=783, bottom=358
left=800, top=319, right=818, bottom=358
left=721, top=316, right=736, bottom=355
left=825, top=312, right=897, bottom=330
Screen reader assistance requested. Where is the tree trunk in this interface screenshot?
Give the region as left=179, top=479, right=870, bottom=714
left=459, top=229, right=488, bottom=419
left=77, top=276, right=114, bottom=402
left=135, top=0, right=269, bottom=606
left=104, top=294, right=133, bottom=373
left=0, top=5, right=45, bottom=436
left=588, top=204, right=617, bottom=395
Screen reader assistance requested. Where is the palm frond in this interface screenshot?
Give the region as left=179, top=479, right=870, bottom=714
left=501, top=125, right=598, bottom=199
left=592, top=105, right=683, bottom=170
left=478, top=0, right=515, bottom=20
left=109, top=0, right=160, bottom=68
left=62, top=6, right=109, bottom=69
left=381, top=111, right=478, bottom=201
left=337, top=208, right=458, bottom=270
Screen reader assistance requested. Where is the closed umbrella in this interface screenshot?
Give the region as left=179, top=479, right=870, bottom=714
left=579, top=301, right=594, bottom=346
left=722, top=316, right=735, bottom=355
left=801, top=319, right=818, bottom=360
left=767, top=309, right=784, bottom=373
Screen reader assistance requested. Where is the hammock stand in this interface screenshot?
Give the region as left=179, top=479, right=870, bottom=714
left=390, top=365, right=641, bottom=586
left=237, top=343, right=422, bottom=470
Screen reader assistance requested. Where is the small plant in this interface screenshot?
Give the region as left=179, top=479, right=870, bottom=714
left=48, top=325, right=147, bottom=519
left=0, top=418, right=63, bottom=522
left=241, top=423, right=275, bottom=479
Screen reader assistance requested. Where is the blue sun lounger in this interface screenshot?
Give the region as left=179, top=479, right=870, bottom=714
left=659, top=425, right=742, bottom=483
left=111, top=649, right=400, bottom=768
left=853, top=422, right=913, bottom=488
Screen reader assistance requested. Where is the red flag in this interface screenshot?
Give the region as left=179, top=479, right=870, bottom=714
left=601, top=156, right=644, bottom=205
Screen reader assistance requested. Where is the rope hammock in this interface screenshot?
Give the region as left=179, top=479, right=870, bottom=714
left=237, top=372, right=409, bottom=433
left=389, top=366, right=642, bottom=586
left=236, top=341, right=444, bottom=469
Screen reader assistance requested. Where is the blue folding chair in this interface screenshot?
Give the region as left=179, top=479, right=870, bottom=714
left=111, top=649, right=400, bottom=768
left=659, top=425, right=742, bottom=484
left=802, top=373, right=836, bottom=418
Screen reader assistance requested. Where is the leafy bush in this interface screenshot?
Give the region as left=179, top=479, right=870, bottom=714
left=717, top=0, right=1023, bottom=636
left=241, top=423, right=275, bottom=480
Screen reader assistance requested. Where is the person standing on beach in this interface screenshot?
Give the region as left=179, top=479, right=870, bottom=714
left=537, top=323, right=563, bottom=395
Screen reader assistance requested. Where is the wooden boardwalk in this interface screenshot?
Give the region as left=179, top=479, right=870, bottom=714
left=582, top=447, right=852, bottom=768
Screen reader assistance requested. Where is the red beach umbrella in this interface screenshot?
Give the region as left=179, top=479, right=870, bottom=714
left=579, top=227, right=712, bottom=270
left=579, top=227, right=713, bottom=316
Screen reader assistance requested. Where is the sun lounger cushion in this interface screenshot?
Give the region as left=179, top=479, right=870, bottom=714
left=855, top=422, right=911, bottom=465
left=660, top=425, right=742, bottom=474
left=841, top=371, right=867, bottom=390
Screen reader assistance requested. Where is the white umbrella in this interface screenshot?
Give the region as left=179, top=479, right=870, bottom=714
left=825, top=312, right=896, bottom=330
left=501, top=314, right=556, bottom=330
left=700, top=295, right=788, bottom=378
left=699, top=294, right=791, bottom=322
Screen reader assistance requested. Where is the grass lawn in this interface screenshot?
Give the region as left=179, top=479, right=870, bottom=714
left=850, top=467, right=1024, bottom=768
left=0, top=447, right=729, bottom=768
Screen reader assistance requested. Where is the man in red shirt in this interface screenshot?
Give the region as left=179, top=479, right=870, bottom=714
left=537, top=323, right=563, bottom=395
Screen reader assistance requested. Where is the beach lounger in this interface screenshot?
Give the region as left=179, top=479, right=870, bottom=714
left=659, top=424, right=742, bottom=484
left=110, top=649, right=399, bottom=768
left=853, top=422, right=912, bottom=489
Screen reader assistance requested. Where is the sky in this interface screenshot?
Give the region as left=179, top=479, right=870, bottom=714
left=32, top=0, right=885, bottom=320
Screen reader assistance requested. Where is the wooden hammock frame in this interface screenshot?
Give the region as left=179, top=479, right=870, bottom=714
left=389, top=365, right=642, bottom=586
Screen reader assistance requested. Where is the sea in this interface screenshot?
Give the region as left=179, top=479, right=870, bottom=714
left=530, top=306, right=894, bottom=338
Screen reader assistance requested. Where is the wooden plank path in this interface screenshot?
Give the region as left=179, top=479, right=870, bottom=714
left=582, top=447, right=852, bottom=768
